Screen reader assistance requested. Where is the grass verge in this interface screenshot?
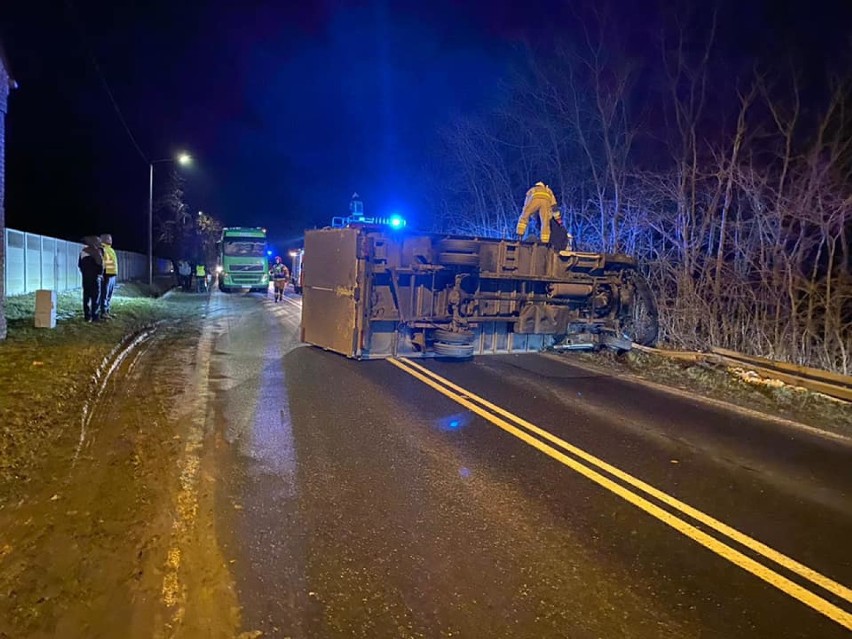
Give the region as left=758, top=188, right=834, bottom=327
left=0, top=284, right=203, bottom=493
left=569, top=350, right=852, bottom=438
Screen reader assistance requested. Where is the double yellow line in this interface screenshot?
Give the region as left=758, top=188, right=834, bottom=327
left=388, top=356, right=852, bottom=631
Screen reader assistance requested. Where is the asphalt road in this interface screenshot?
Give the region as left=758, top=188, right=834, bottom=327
left=202, top=289, right=852, bottom=638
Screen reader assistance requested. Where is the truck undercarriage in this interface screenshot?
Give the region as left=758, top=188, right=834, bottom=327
left=301, top=227, right=658, bottom=359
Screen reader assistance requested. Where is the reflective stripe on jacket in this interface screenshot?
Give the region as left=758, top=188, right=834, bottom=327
left=102, top=245, right=118, bottom=276
left=523, top=185, right=557, bottom=208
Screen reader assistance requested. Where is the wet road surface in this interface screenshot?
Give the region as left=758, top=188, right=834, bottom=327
left=202, top=290, right=852, bottom=638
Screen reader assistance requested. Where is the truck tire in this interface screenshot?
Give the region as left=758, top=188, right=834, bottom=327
left=624, top=275, right=659, bottom=346
left=432, top=328, right=475, bottom=344
left=438, top=239, right=479, bottom=253
left=433, top=341, right=475, bottom=359
left=438, top=252, right=479, bottom=266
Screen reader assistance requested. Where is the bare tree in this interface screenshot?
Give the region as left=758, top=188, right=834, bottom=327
left=430, top=5, right=852, bottom=373
left=195, top=211, right=222, bottom=266
left=153, top=169, right=192, bottom=261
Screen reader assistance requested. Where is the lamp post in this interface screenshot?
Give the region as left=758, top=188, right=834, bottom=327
left=148, top=152, right=192, bottom=285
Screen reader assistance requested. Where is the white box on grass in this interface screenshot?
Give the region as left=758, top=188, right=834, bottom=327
left=35, top=289, right=57, bottom=313
left=34, top=310, right=57, bottom=329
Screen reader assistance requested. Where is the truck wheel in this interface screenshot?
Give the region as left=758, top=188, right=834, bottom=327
left=438, top=239, right=479, bottom=253
left=624, top=275, right=659, bottom=346
left=432, top=328, right=475, bottom=344
left=438, top=252, right=480, bottom=266
left=433, top=341, right=475, bottom=359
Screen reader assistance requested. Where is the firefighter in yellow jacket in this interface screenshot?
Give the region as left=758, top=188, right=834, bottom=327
left=516, top=182, right=561, bottom=244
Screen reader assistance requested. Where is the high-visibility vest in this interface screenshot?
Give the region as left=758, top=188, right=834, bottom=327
left=196, top=265, right=206, bottom=276
left=102, top=245, right=118, bottom=275
left=271, top=263, right=289, bottom=280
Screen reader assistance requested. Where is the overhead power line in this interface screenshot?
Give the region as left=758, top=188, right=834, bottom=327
left=62, top=0, right=149, bottom=164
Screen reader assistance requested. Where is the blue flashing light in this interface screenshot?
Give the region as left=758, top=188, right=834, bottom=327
left=332, top=213, right=408, bottom=229
left=449, top=420, right=460, bottom=429
left=266, top=250, right=273, bottom=256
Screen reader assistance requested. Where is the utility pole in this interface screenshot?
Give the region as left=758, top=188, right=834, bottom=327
left=148, top=162, right=154, bottom=286
left=0, top=54, right=16, bottom=340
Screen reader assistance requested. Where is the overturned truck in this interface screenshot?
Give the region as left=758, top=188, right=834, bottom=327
left=301, top=226, right=658, bottom=359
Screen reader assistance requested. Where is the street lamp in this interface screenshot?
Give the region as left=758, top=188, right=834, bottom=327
left=148, top=152, right=192, bottom=285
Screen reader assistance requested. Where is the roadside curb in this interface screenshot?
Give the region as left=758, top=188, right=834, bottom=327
left=541, top=352, right=852, bottom=446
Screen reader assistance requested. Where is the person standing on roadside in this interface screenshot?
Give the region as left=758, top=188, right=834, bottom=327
left=178, top=260, right=191, bottom=291
left=78, top=236, right=104, bottom=322
left=195, top=262, right=207, bottom=293
left=270, top=256, right=290, bottom=302
left=99, top=234, right=118, bottom=318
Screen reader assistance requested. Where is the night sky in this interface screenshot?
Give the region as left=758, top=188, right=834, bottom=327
left=2, top=0, right=850, bottom=254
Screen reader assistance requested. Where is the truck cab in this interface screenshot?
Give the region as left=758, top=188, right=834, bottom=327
left=218, top=227, right=269, bottom=293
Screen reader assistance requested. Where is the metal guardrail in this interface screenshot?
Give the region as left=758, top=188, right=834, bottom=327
left=632, top=344, right=852, bottom=403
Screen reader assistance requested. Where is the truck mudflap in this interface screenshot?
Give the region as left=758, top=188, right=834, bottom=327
left=301, top=227, right=658, bottom=360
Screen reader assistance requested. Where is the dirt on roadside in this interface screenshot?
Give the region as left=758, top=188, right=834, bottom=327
left=1, top=289, right=192, bottom=490
left=0, top=292, right=240, bottom=638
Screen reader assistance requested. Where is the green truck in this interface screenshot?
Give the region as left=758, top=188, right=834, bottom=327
left=218, top=227, right=269, bottom=293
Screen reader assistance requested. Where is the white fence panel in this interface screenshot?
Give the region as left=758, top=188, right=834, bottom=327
left=25, top=234, right=41, bottom=293
left=66, top=241, right=82, bottom=289
left=56, top=240, right=68, bottom=291
left=5, top=229, right=25, bottom=296
left=4, top=228, right=167, bottom=296
left=116, top=250, right=149, bottom=281
left=41, top=237, right=56, bottom=291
